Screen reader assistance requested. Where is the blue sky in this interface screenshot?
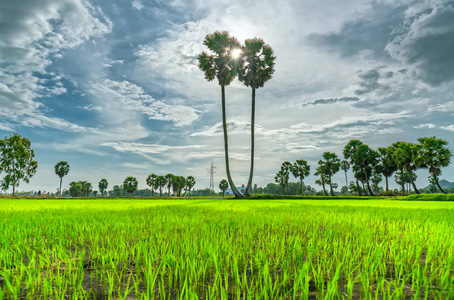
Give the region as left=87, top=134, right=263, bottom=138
left=1, top=0, right=454, bottom=193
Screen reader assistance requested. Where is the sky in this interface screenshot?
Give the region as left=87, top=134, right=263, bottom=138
left=1, top=0, right=454, bottom=194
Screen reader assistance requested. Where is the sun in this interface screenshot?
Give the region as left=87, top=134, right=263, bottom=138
left=230, top=48, right=242, bottom=59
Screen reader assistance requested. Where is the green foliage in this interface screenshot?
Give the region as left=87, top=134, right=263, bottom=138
left=396, top=193, right=454, bottom=201
left=219, top=179, right=229, bottom=197
left=154, top=176, right=167, bottom=197
left=198, top=31, right=242, bottom=86
left=55, top=161, right=70, bottom=196
left=186, top=176, right=196, bottom=196
left=0, top=134, right=38, bottom=195
left=69, top=181, right=92, bottom=197
left=146, top=174, right=157, bottom=196
left=98, top=179, right=108, bottom=197
left=122, top=176, right=138, bottom=195
left=172, top=176, right=186, bottom=196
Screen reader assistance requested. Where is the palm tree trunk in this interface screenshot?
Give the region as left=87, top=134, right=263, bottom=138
left=221, top=85, right=242, bottom=198
left=59, top=177, right=63, bottom=196
left=300, top=178, right=303, bottom=195
left=366, top=180, right=374, bottom=196
left=321, top=180, right=327, bottom=196
left=344, top=171, right=348, bottom=188
left=385, top=176, right=389, bottom=192
left=12, top=184, right=15, bottom=196
left=409, top=171, right=420, bottom=194
left=356, top=178, right=362, bottom=196
left=245, top=88, right=256, bottom=196
left=434, top=176, right=446, bottom=194
left=329, top=175, right=334, bottom=196
left=400, top=168, right=405, bottom=194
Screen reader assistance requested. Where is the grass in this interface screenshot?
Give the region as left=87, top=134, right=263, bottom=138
left=1, top=197, right=454, bottom=299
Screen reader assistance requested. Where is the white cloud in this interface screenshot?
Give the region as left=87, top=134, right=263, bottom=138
left=440, top=125, right=454, bottom=131
left=413, top=123, right=436, bottom=129
left=88, top=79, right=199, bottom=126
left=131, top=0, right=144, bottom=10
left=428, top=101, right=454, bottom=113
left=102, top=142, right=251, bottom=165
left=0, top=0, right=112, bottom=124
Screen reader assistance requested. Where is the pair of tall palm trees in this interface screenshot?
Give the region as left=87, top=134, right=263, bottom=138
left=198, top=31, right=275, bottom=198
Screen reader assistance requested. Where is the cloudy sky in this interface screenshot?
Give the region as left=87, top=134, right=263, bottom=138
left=1, top=0, right=454, bottom=193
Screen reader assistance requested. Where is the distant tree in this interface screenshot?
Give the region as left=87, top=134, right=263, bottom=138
left=241, top=184, right=245, bottom=194
left=371, top=172, right=382, bottom=195
left=319, top=152, right=341, bottom=196
left=239, top=38, right=276, bottom=196
left=253, top=183, right=258, bottom=193
left=186, top=176, right=196, bottom=196
left=394, top=171, right=417, bottom=194
left=81, top=181, right=92, bottom=197
left=165, top=173, right=175, bottom=196
left=377, top=146, right=397, bottom=192
left=155, top=176, right=167, bottom=197
left=219, top=179, right=229, bottom=197
left=416, top=137, right=452, bottom=194
left=146, top=174, right=157, bottom=196
left=123, top=177, right=138, bottom=196
left=314, top=165, right=329, bottom=196
left=343, top=140, right=364, bottom=196
left=69, top=181, right=82, bottom=197
left=198, top=31, right=243, bottom=198
left=98, top=178, right=108, bottom=197
left=355, top=144, right=379, bottom=196
left=112, top=185, right=123, bottom=197
left=392, top=141, right=419, bottom=194
left=340, top=160, right=350, bottom=187
left=274, top=170, right=288, bottom=194
left=291, top=159, right=311, bottom=195
left=275, top=161, right=292, bottom=194
left=93, top=190, right=98, bottom=197
left=172, top=176, right=186, bottom=196
left=55, top=161, right=70, bottom=196
left=69, top=181, right=92, bottom=197
left=0, top=134, right=38, bottom=195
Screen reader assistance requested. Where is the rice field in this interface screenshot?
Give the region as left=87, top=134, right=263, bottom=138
left=1, top=198, right=454, bottom=299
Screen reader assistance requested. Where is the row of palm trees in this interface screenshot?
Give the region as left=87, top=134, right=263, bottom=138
left=146, top=174, right=196, bottom=197
left=276, top=137, right=452, bottom=195
left=55, top=161, right=197, bottom=197
left=198, top=31, right=275, bottom=198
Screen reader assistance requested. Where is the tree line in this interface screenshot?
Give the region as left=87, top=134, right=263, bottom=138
left=275, top=137, right=452, bottom=195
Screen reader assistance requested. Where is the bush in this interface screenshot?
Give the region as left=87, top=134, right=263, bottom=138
left=395, top=193, right=454, bottom=201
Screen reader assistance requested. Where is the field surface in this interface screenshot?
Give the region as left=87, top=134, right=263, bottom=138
left=1, top=198, right=454, bottom=299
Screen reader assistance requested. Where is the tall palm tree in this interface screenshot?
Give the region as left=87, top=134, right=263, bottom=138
left=291, top=159, right=311, bottom=195
left=98, top=178, right=108, bottom=197
left=274, top=170, right=288, bottom=195
left=392, top=141, right=420, bottom=194
left=340, top=160, right=350, bottom=188
left=198, top=31, right=243, bottom=198
left=219, top=179, right=229, bottom=197
left=55, top=161, right=70, bottom=196
left=319, top=152, right=341, bottom=196
left=314, top=166, right=328, bottom=196
left=343, top=139, right=364, bottom=196
left=238, top=38, right=276, bottom=196
left=377, top=147, right=397, bottom=192
left=164, top=173, right=174, bottom=196
left=185, top=176, right=196, bottom=196
left=146, top=174, right=157, bottom=196
left=416, top=137, right=452, bottom=193
left=155, top=176, right=167, bottom=197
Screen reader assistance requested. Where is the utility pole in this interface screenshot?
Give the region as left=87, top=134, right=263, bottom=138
left=208, top=163, right=216, bottom=193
